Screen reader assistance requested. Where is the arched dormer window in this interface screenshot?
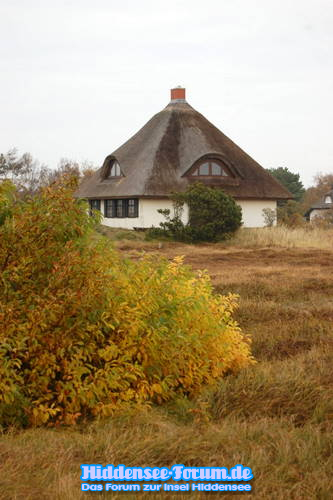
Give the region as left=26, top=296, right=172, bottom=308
left=191, top=159, right=228, bottom=177
left=101, top=157, right=124, bottom=180
left=324, top=195, right=332, bottom=204
left=106, top=160, right=122, bottom=178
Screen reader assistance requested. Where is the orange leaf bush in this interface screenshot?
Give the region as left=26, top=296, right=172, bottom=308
left=0, top=179, right=254, bottom=427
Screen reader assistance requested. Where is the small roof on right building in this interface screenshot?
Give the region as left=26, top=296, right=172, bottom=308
left=305, top=187, right=333, bottom=219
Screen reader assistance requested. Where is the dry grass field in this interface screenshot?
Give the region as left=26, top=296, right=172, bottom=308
left=1, top=230, right=333, bottom=499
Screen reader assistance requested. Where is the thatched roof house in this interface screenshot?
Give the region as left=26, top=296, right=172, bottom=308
left=305, top=188, right=333, bottom=221
left=76, top=87, right=291, bottom=228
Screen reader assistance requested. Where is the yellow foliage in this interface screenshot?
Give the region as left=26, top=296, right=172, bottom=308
left=0, top=179, right=254, bottom=427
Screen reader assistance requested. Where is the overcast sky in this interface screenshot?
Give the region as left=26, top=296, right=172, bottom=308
left=1, top=0, right=332, bottom=186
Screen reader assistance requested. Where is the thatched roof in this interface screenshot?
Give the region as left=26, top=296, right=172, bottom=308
left=76, top=90, right=292, bottom=200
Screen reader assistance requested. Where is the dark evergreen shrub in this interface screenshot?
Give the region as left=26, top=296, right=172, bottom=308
left=147, top=183, right=242, bottom=242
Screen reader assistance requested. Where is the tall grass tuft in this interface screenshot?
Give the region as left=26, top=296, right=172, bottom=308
left=229, top=226, right=333, bottom=249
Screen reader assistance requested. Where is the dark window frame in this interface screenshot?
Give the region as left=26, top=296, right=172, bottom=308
left=104, top=199, right=115, bottom=218
left=116, top=199, right=124, bottom=218
left=104, top=198, right=139, bottom=218
left=106, top=160, right=123, bottom=178
left=191, top=159, right=228, bottom=177
left=127, top=199, right=138, bottom=217
left=89, top=199, right=101, bottom=215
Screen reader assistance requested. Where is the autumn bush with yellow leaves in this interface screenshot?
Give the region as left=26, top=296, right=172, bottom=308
left=0, top=178, right=253, bottom=427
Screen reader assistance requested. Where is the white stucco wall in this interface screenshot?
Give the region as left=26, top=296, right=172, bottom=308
left=99, top=198, right=276, bottom=229
left=236, top=200, right=277, bottom=228
left=100, top=199, right=189, bottom=229
left=309, top=209, right=327, bottom=221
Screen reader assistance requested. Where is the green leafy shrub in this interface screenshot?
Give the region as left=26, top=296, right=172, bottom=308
left=0, top=180, right=17, bottom=225
left=147, top=182, right=242, bottom=242
left=0, top=179, right=253, bottom=427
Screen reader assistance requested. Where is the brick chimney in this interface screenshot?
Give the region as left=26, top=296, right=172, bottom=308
left=170, top=86, right=186, bottom=101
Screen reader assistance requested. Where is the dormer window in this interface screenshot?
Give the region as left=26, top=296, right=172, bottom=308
left=107, top=160, right=122, bottom=177
left=103, top=159, right=123, bottom=179
left=325, top=195, right=332, bottom=204
left=191, top=160, right=228, bottom=177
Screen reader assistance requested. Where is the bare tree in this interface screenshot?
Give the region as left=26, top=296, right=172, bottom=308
left=0, top=149, right=48, bottom=196
left=0, top=149, right=97, bottom=196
